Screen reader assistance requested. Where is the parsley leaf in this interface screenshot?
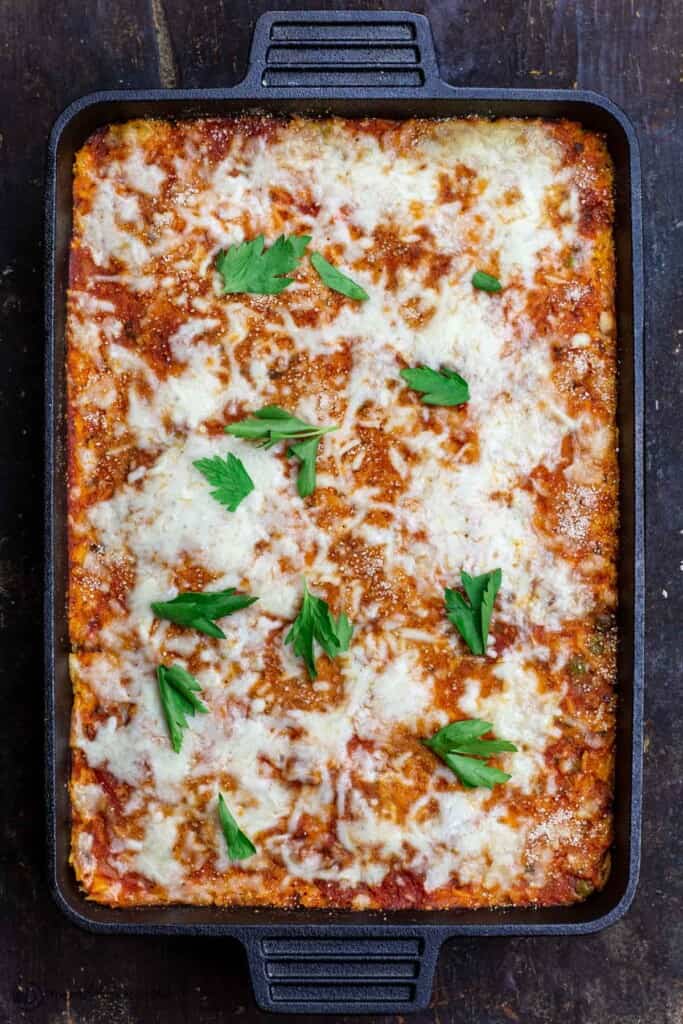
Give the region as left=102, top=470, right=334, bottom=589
left=193, top=452, right=254, bottom=511
left=226, top=406, right=338, bottom=447
left=151, top=588, right=258, bottom=639
left=287, top=435, right=322, bottom=498
left=472, top=270, right=502, bottom=292
left=442, top=753, right=512, bottom=788
left=157, top=664, right=208, bottom=753
left=215, top=234, right=311, bottom=295
left=217, top=793, right=256, bottom=861
left=310, top=251, right=369, bottom=301
left=400, top=365, right=470, bottom=406
left=423, top=718, right=517, bottom=789
left=226, top=406, right=338, bottom=498
left=285, top=581, right=353, bottom=679
left=445, top=569, right=502, bottom=656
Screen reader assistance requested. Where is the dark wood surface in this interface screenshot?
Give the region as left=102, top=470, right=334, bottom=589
left=1, top=1, right=681, bottom=1021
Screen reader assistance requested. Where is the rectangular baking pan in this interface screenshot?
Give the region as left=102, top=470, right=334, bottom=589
left=44, top=10, right=644, bottom=1015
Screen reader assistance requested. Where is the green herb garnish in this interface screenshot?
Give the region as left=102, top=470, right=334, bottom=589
left=472, top=270, right=502, bottom=292
left=310, top=251, right=369, bottom=301
left=156, top=664, right=208, bottom=753
left=285, top=581, right=353, bottom=679
left=218, top=793, right=256, bottom=861
left=215, top=234, right=311, bottom=295
left=422, top=718, right=517, bottom=788
left=444, top=569, right=502, bottom=656
left=400, top=365, right=470, bottom=406
left=193, top=452, right=254, bottom=511
left=225, top=406, right=338, bottom=498
left=151, top=588, right=258, bottom=639
left=287, top=435, right=324, bottom=497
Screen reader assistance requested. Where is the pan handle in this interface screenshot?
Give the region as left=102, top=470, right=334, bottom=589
left=239, top=10, right=443, bottom=93
left=243, top=928, right=442, bottom=1014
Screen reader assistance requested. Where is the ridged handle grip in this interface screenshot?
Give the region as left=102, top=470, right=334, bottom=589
left=243, top=10, right=441, bottom=92
left=244, top=930, right=441, bottom=1013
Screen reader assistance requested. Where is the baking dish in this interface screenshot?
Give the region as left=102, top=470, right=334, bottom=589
left=45, top=10, right=644, bottom=1014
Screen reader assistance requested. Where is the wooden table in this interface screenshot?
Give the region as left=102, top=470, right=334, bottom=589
left=1, top=1, right=681, bottom=1021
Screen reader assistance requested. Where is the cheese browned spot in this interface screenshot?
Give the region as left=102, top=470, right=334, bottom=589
left=67, top=116, right=617, bottom=909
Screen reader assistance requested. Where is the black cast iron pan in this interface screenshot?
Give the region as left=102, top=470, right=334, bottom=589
left=45, top=10, right=644, bottom=1014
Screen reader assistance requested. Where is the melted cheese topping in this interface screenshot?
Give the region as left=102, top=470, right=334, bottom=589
left=67, top=116, right=617, bottom=909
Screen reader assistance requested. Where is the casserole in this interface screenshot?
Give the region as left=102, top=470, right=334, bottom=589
left=67, top=111, right=619, bottom=911
left=46, top=10, right=644, bottom=1013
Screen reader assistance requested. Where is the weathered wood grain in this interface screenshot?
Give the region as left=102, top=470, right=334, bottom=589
left=0, top=0, right=680, bottom=1021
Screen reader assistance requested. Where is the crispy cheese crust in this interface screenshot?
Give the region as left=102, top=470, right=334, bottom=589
left=67, top=116, right=617, bottom=909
